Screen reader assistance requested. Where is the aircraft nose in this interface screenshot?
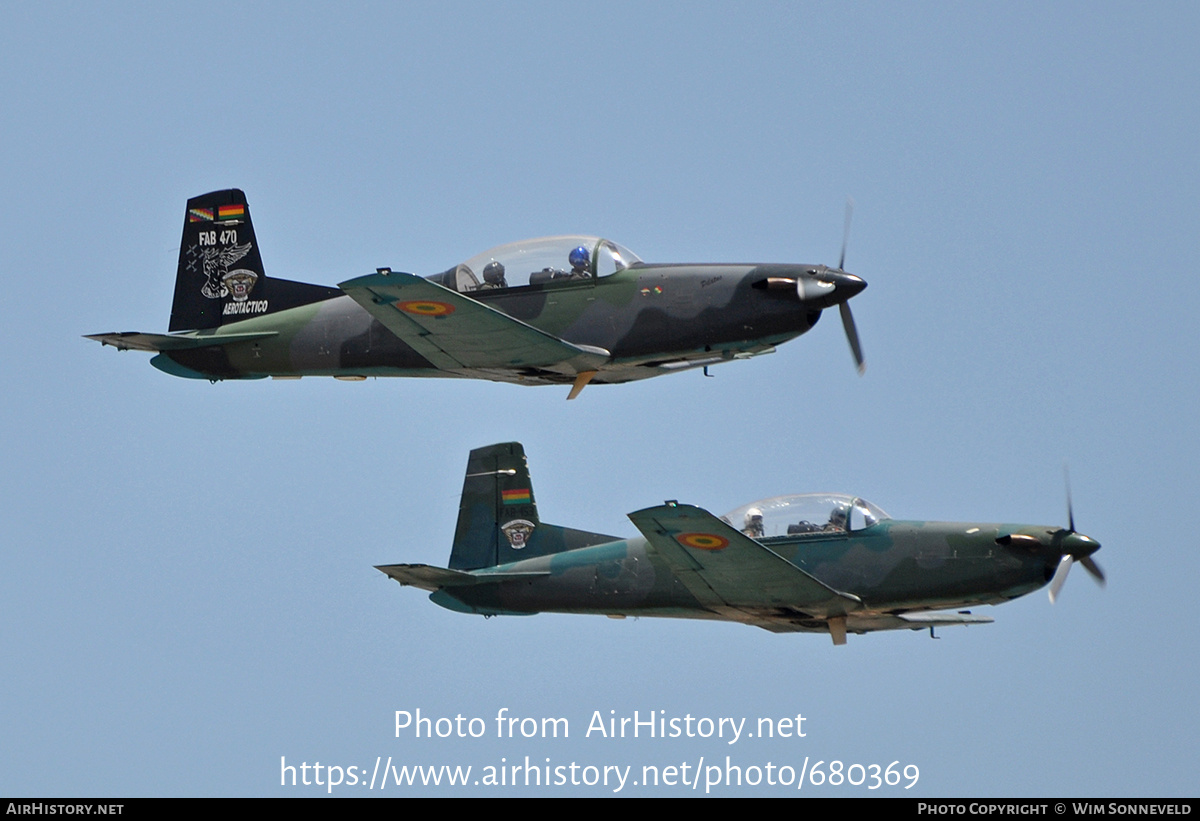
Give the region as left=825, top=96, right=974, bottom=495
left=1047, top=530, right=1105, bottom=601
left=1065, top=532, right=1101, bottom=559
left=829, top=271, right=867, bottom=302
left=795, top=270, right=866, bottom=308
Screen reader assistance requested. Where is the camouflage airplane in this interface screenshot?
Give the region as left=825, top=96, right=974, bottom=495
left=86, top=189, right=867, bottom=398
left=378, top=443, right=1104, bottom=645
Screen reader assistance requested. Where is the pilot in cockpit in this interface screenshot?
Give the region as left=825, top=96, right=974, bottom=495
left=480, top=260, right=508, bottom=289
left=742, top=507, right=764, bottom=538
left=824, top=503, right=849, bottom=532
left=568, top=245, right=591, bottom=279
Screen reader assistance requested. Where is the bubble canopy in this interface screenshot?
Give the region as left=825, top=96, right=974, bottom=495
left=721, top=494, right=890, bottom=538
left=427, top=236, right=643, bottom=292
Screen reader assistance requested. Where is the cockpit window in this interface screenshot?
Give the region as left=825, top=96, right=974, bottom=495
left=430, top=236, right=642, bottom=293
left=721, top=494, right=889, bottom=538
left=595, top=240, right=637, bottom=277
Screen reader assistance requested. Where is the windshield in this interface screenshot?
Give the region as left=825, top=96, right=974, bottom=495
left=721, top=494, right=890, bottom=538
left=426, top=236, right=642, bottom=292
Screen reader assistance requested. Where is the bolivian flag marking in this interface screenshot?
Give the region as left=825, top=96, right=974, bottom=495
left=677, top=532, right=729, bottom=551
left=396, top=300, right=455, bottom=316
left=501, top=488, right=531, bottom=505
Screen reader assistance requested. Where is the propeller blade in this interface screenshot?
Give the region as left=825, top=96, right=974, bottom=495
left=1047, top=471, right=1103, bottom=601
left=1064, top=465, right=1076, bottom=533
left=838, top=197, right=854, bottom=271
left=1048, top=554, right=1073, bottom=604
left=1079, top=556, right=1106, bottom=586
left=840, top=301, right=865, bottom=374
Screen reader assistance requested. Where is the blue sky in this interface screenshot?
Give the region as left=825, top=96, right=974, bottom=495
left=2, top=2, right=1197, bottom=796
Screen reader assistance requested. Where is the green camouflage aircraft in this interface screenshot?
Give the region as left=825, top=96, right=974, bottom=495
left=87, top=189, right=867, bottom=398
left=378, top=443, right=1104, bottom=645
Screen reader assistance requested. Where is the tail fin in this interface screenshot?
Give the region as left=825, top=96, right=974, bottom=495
left=448, top=443, right=620, bottom=570
left=169, top=189, right=342, bottom=331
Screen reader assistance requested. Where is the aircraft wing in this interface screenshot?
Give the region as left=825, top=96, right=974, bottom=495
left=627, top=503, right=861, bottom=620
left=339, top=272, right=609, bottom=373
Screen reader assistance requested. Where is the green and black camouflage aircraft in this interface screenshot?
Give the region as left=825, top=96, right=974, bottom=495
left=87, top=189, right=867, bottom=397
left=379, top=443, right=1104, bottom=645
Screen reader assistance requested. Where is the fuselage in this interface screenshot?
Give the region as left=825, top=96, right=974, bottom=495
left=430, top=519, right=1061, bottom=631
left=94, top=195, right=868, bottom=386
left=154, top=262, right=836, bottom=384
left=379, top=445, right=1102, bottom=642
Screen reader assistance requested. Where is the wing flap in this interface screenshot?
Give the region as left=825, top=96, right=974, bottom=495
left=627, top=503, right=860, bottom=619
left=339, top=272, right=609, bottom=373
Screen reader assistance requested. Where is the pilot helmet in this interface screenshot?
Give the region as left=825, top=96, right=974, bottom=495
left=744, top=507, right=763, bottom=527
left=829, top=504, right=849, bottom=526
left=483, top=260, right=506, bottom=284
left=569, top=245, right=590, bottom=271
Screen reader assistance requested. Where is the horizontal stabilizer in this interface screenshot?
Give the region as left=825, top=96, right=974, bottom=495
left=85, top=330, right=278, bottom=353
left=339, top=271, right=609, bottom=373
left=376, top=564, right=478, bottom=591
left=376, top=563, right=550, bottom=592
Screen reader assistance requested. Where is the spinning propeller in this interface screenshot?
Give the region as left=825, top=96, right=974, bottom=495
left=836, top=199, right=865, bottom=374
left=1046, top=470, right=1105, bottom=603
left=761, top=199, right=867, bottom=373
left=993, top=470, right=1104, bottom=603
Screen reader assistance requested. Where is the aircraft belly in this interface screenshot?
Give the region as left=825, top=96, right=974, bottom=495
left=156, top=346, right=243, bottom=379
